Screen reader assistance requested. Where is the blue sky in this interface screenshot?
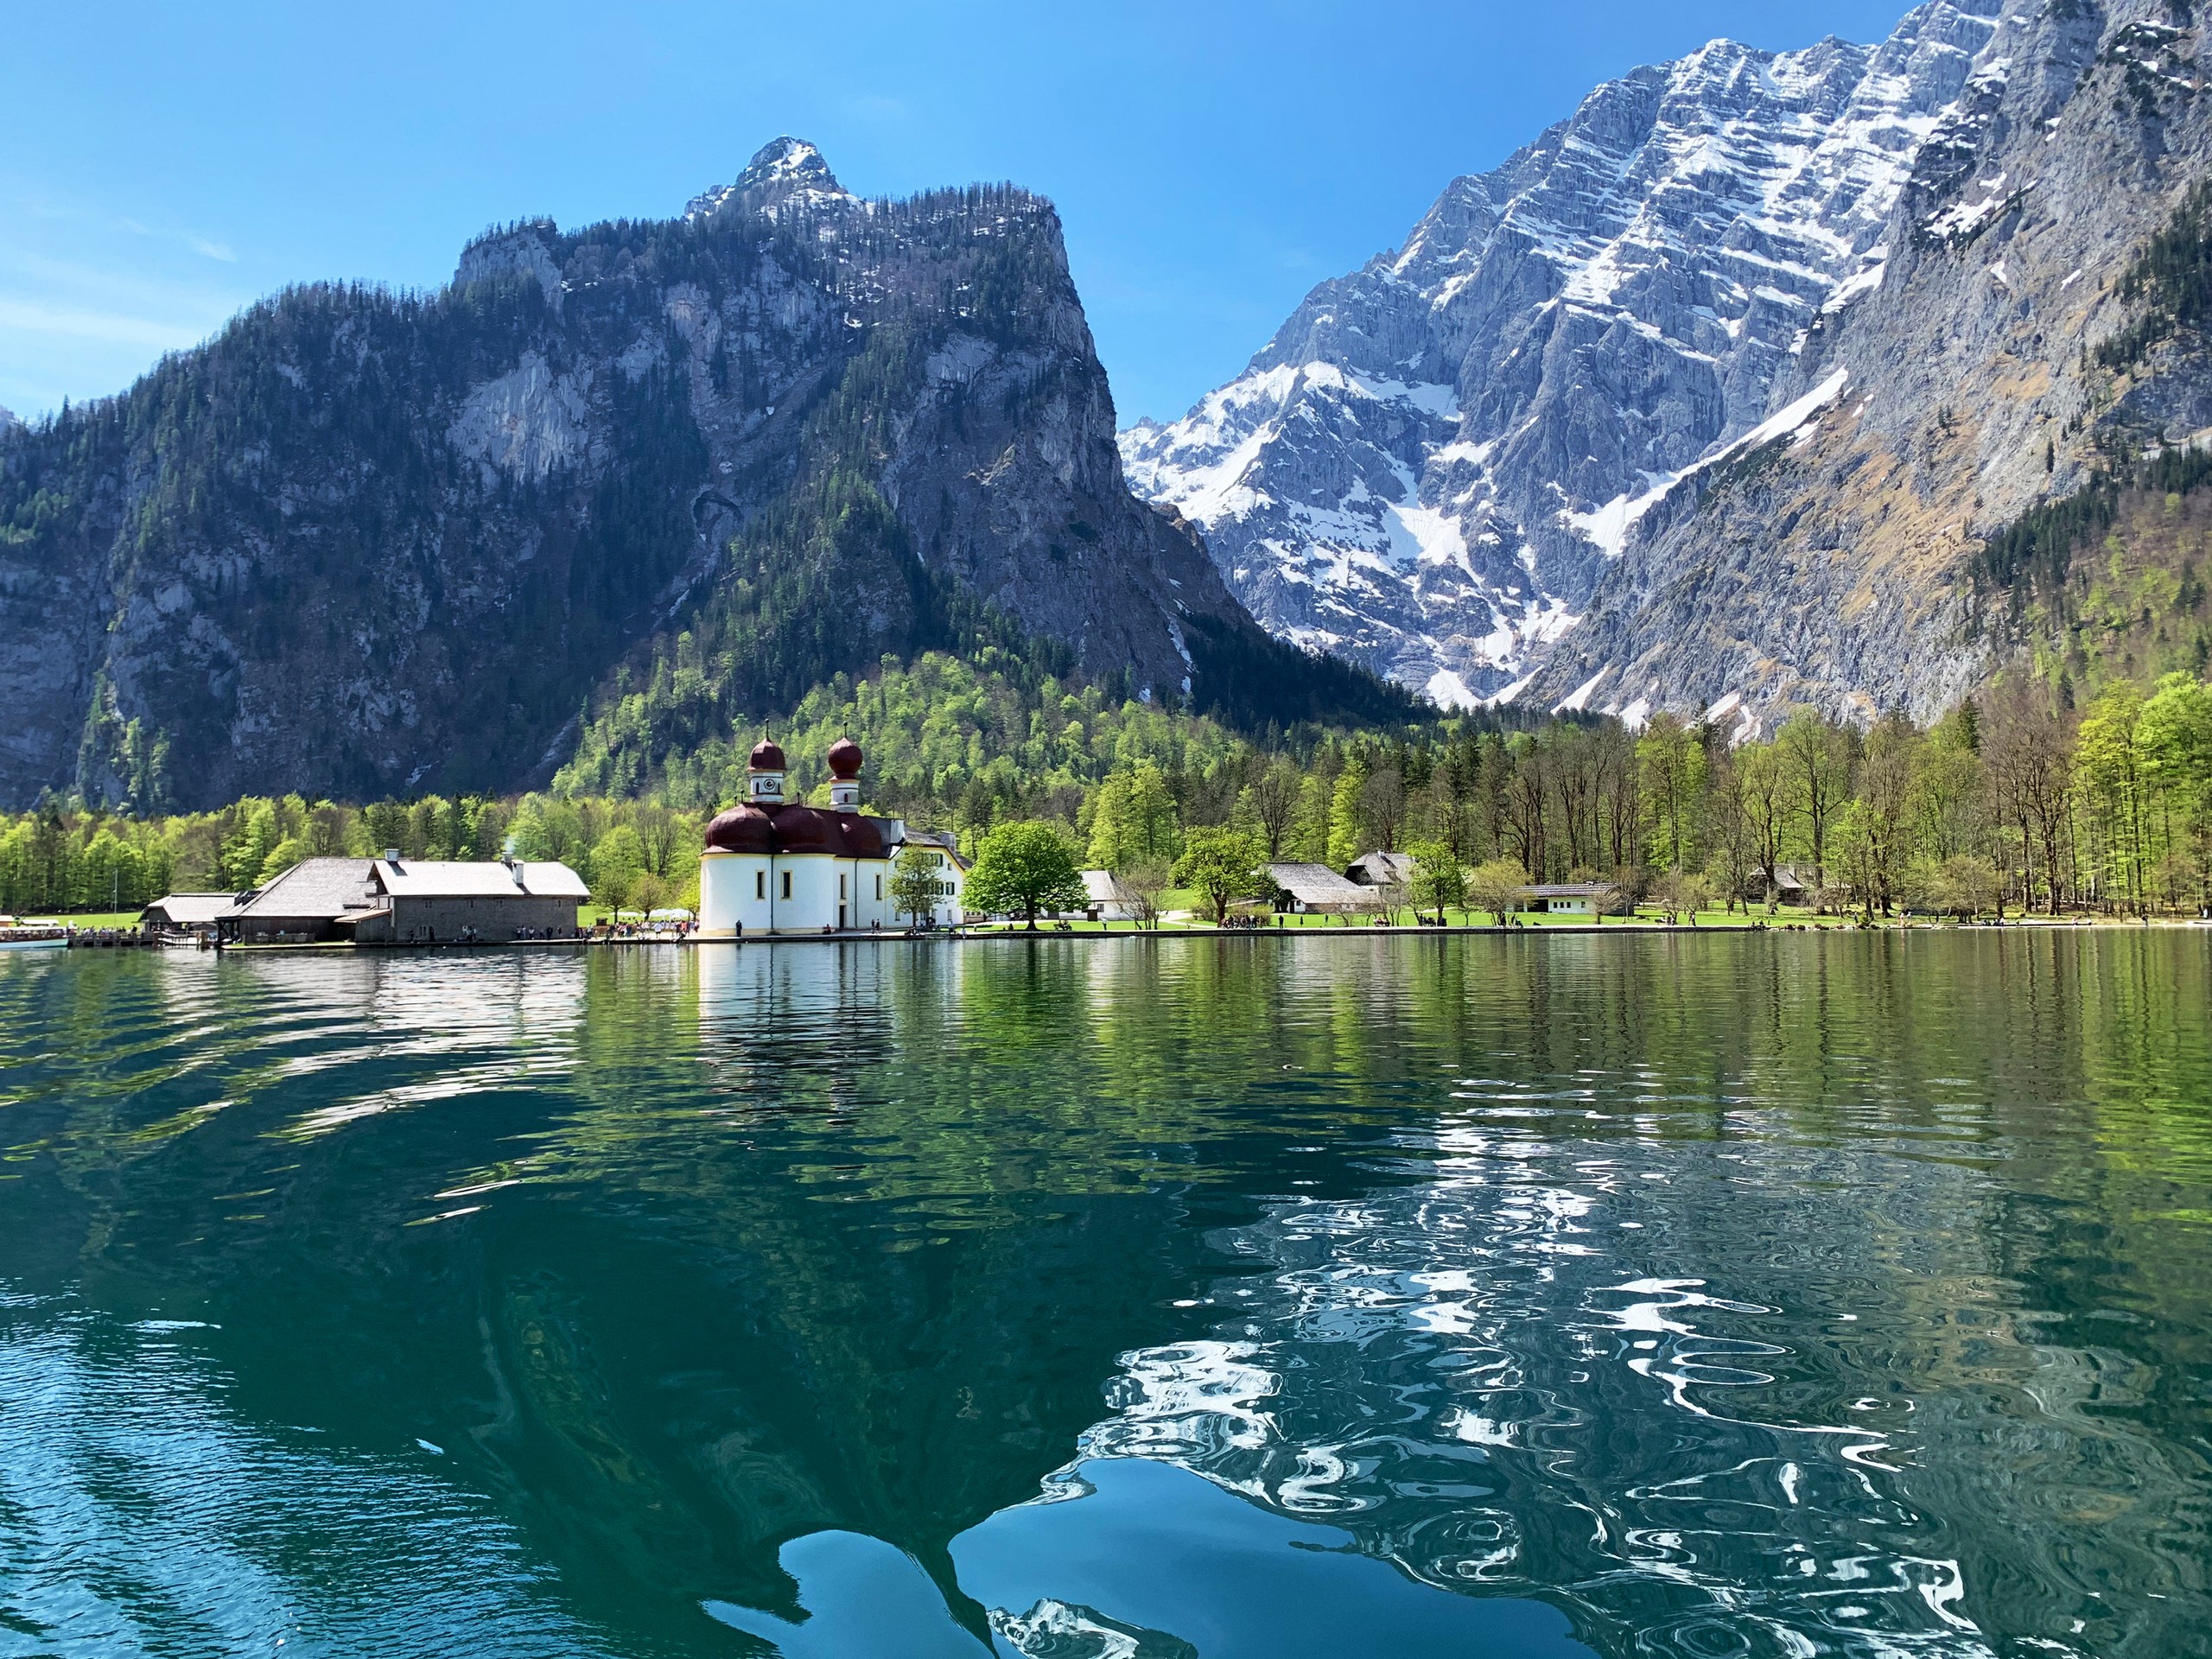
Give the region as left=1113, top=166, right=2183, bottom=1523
left=3, top=1, right=1917, bottom=426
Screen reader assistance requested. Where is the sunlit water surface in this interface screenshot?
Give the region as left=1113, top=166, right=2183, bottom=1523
left=2, top=933, right=2209, bottom=1657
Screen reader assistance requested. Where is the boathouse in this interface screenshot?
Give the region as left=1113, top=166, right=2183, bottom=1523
left=217, top=858, right=384, bottom=944
left=345, top=857, right=589, bottom=943
left=216, top=855, right=588, bottom=944
left=140, top=893, right=236, bottom=938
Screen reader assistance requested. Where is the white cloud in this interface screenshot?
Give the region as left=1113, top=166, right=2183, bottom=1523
left=0, top=296, right=213, bottom=350
left=118, top=216, right=238, bottom=262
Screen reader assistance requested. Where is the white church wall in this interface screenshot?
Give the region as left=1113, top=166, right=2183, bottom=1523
left=700, top=854, right=776, bottom=936
left=774, top=855, right=842, bottom=933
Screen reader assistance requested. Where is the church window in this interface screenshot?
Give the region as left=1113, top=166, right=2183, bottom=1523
left=755, top=871, right=765, bottom=900
left=780, top=871, right=792, bottom=900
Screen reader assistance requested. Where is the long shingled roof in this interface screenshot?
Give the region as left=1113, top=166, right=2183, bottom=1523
left=219, top=858, right=378, bottom=922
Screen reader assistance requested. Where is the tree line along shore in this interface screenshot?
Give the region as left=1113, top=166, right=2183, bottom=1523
left=4, top=662, right=2210, bottom=928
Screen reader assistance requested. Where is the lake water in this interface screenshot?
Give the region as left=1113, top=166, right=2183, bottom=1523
left=1, top=933, right=2209, bottom=1658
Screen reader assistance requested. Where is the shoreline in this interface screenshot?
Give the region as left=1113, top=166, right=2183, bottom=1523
left=41, top=914, right=2209, bottom=953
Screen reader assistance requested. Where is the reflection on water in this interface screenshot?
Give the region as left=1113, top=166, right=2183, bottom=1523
left=0, top=934, right=2209, bottom=1657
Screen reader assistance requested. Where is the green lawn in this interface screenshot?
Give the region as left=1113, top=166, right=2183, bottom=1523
left=957, top=905, right=1857, bottom=934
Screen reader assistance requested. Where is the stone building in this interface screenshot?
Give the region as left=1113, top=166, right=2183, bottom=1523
left=346, top=858, right=589, bottom=943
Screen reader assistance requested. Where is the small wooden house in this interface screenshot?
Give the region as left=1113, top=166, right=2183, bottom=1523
left=140, top=893, right=237, bottom=938
left=1266, top=863, right=1370, bottom=913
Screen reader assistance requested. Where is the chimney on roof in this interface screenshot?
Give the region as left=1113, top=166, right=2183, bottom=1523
left=383, top=849, right=401, bottom=864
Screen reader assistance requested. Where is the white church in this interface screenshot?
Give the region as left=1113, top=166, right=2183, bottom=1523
left=698, top=739, right=964, bottom=935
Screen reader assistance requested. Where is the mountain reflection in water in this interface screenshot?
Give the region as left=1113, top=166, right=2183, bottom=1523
left=0, top=933, right=2207, bottom=1657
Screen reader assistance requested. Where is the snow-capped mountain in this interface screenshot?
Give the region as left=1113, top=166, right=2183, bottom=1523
left=1121, top=3, right=2002, bottom=707
left=1522, top=0, right=2212, bottom=731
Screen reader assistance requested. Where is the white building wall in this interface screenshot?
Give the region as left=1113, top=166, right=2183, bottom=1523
left=701, top=854, right=778, bottom=936
left=845, top=858, right=894, bottom=931
left=772, top=855, right=840, bottom=933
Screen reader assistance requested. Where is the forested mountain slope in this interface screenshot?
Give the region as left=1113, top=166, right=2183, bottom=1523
left=0, top=140, right=1406, bottom=811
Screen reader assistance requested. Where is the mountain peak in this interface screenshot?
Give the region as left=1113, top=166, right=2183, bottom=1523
left=738, top=137, right=840, bottom=194
left=687, top=137, right=855, bottom=221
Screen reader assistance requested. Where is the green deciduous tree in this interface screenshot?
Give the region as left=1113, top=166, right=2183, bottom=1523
left=1173, top=826, right=1268, bottom=925
left=889, top=846, right=945, bottom=926
left=1775, top=708, right=1854, bottom=893
left=1243, top=759, right=1303, bottom=860
left=1118, top=857, right=1173, bottom=930
left=1466, top=857, right=1530, bottom=926
left=1934, top=854, right=2004, bottom=921
left=964, top=821, right=1086, bottom=930
left=1325, top=761, right=1366, bottom=869
left=2076, top=681, right=2151, bottom=912
left=1406, top=839, right=1466, bottom=924
left=1636, top=713, right=1706, bottom=873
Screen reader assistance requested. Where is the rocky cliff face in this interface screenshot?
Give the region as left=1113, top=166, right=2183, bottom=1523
left=0, top=140, right=1370, bottom=811
left=1522, top=0, right=2212, bottom=731
left=1122, top=3, right=2005, bottom=706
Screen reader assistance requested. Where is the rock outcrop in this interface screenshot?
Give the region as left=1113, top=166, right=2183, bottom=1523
left=1129, top=0, right=2212, bottom=732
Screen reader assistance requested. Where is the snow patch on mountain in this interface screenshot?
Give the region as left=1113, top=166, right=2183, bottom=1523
left=687, top=137, right=858, bottom=222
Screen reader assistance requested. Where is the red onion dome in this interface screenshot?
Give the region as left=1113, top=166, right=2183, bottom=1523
left=826, top=738, right=863, bottom=779
left=748, top=740, right=787, bottom=772
left=770, top=805, right=839, bottom=855
left=836, top=814, right=887, bottom=859
left=703, top=804, right=775, bottom=854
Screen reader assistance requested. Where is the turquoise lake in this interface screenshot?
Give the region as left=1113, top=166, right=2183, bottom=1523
left=1, top=932, right=2209, bottom=1656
